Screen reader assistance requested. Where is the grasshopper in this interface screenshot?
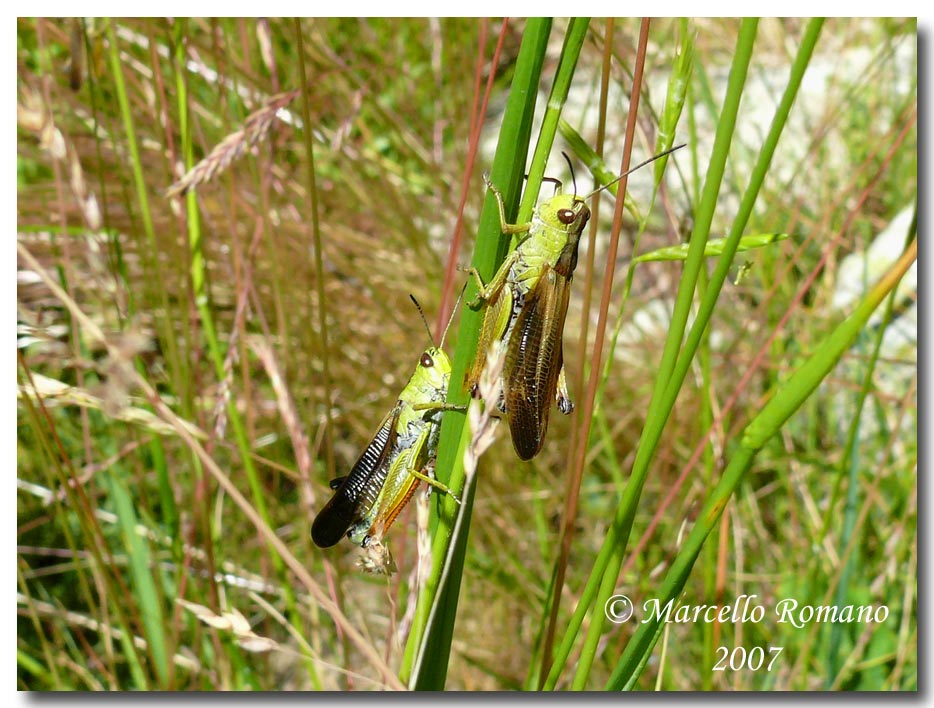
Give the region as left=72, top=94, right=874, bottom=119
left=466, top=146, right=684, bottom=460
left=312, top=295, right=464, bottom=573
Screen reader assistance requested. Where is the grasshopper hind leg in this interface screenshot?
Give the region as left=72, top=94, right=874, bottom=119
left=407, top=466, right=461, bottom=505
left=556, top=363, right=574, bottom=415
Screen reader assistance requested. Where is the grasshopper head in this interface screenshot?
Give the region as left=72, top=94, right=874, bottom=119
left=539, top=193, right=591, bottom=237
left=413, top=345, right=452, bottom=389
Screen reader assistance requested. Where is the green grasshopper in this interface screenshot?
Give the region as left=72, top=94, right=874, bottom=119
left=312, top=295, right=464, bottom=572
left=466, top=146, right=684, bottom=460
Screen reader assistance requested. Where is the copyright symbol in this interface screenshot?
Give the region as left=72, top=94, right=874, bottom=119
left=604, top=594, right=633, bottom=623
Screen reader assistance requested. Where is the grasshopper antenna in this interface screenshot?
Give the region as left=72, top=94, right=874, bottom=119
left=440, top=281, right=468, bottom=350
left=583, top=143, right=687, bottom=200
left=410, top=294, right=434, bottom=344
left=561, top=151, right=578, bottom=197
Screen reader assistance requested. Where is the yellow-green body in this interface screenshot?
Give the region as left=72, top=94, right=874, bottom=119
left=311, top=346, right=456, bottom=550
left=467, top=185, right=591, bottom=460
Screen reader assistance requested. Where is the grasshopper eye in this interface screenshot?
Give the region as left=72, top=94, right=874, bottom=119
left=557, top=208, right=577, bottom=225
left=420, top=352, right=434, bottom=368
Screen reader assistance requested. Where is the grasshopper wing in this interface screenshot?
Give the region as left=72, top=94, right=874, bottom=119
left=361, top=425, right=431, bottom=543
left=504, top=262, right=572, bottom=460
left=311, top=407, right=400, bottom=548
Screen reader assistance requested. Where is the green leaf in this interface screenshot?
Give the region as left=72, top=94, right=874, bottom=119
left=632, top=233, right=789, bottom=263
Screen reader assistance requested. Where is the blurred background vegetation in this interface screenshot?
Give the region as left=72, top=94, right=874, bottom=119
left=17, top=18, right=916, bottom=690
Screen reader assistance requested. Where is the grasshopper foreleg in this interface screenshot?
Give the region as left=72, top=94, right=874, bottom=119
left=482, top=173, right=532, bottom=236
left=411, top=402, right=466, bottom=414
